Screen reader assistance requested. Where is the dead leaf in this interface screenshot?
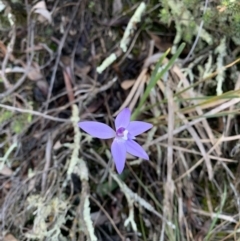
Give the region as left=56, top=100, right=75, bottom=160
left=147, top=31, right=172, bottom=52
left=121, top=79, right=135, bottom=90
left=0, top=165, right=13, bottom=176
left=31, top=1, right=52, bottom=23
left=75, top=65, right=91, bottom=76
left=3, top=234, right=18, bottom=241
left=217, top=5, right=226, bottom=13
left=126, top=153, right=136, bottom=159
left=3, top=181, right=11, bottom=189
left=91, top=211, right=108, bottom=226
left=28, top=177, right=36, bottom=192
left=36, top=80, right=49, bottom=96
left=27, top=66, right=43, bottom=81
left=53, top=140, right=62, bottom=150
left=113, top=69, right=148, bottom=116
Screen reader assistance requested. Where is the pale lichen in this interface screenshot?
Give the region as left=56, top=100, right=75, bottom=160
left=96, top=53, right=117, bottom=74
left=161, top=0, right=212, bottom=54
left=124, top=195, right=137, bottom=232
left=202, top=53, right=214, bottom=79
left=96, top=2, right=146, bottom=74
left=25, top=195, right=68, bottom=240
left=215, top=37, right=227, bottom=96
left=120, top=2, right=146, bottom=52
left=68, top=104, right=97, bottom=241
left=66, top=104, right=81, bottom=179
left=83, top=197, right=97, bottom=241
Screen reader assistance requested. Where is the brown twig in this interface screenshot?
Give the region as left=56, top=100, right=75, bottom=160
left=45, top=0, right=82, bottom=111
left=0, top=22, right=35, bottom=99
left=1, top=26, right=16, bottom=89
left=90, top=195, right=125, bottom=241
left=63, top=66, right=75, bottom=104
left=41, top=134, right=53, bottom=194
left=0, top=103, right=71, bottom=123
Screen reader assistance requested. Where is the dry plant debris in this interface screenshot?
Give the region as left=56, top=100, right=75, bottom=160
left=1, top=0, right=240, bottom=240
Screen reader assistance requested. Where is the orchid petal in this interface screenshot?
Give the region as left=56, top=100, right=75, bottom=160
left=128, top=121, right=153, bottom=137
left=115, top=108, right=131, bottom=130
left=78, top=121, right=115, bottom=139
left=126, top=139, right=149, bottom=160
left=111, top=140, right=126, bottom=174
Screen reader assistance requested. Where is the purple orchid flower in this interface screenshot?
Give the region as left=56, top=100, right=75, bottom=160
left=78, top=108, right=153, bottom=174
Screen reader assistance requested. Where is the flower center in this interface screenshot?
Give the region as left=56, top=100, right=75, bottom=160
left=116, top=127, right=128, bottom=140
